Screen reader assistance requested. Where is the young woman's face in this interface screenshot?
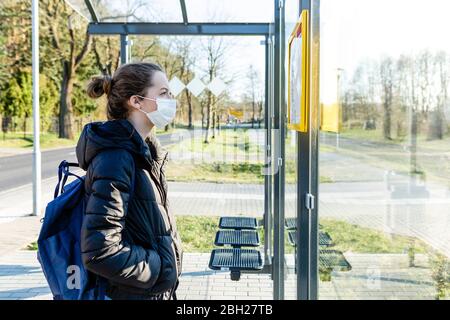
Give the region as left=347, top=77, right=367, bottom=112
left=139, top=71, right=172, bottom=113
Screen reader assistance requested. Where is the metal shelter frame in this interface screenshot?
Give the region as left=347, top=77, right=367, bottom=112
left=31, top=0, right=320, bottom=300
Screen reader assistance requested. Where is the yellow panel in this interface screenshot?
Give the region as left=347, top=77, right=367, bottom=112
left=287, top=10, right=309, bottom=133
left=228, top=107, right=244, bottom=120
left=321, top=103, right=341, bottom=133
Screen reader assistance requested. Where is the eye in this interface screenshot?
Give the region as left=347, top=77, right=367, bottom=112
left=160, top=90, right=171, bottom=98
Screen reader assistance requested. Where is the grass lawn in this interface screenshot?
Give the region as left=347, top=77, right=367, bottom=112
left=166, top=161, right=333, bottom=184
left=0, top=132, right=78, bottom=149
left=166, top=129, right=334, bottom=184
left=0, top=127, right=183, bottom=150
left=26, top=216, right=432, bottom=254
left=339, top=127, right=405, bottom=145
left=339, top=127, right=450, bottom=150
left=320, top=218, right=430, bottom=254
left=175, top=216, right=432, bottom=254
left=168, top=128, right=262, bottom=158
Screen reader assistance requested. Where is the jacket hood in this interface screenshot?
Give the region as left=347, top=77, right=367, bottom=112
left=76, top=119, right=152, bottom=170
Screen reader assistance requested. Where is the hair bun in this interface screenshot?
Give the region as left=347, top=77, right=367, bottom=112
left=87, top=75, right=112, bottom=99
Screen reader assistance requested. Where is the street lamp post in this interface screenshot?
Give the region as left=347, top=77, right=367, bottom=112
left=336, top=68, right=344, bottom=149
left=32, top=0, right=41, bottom=216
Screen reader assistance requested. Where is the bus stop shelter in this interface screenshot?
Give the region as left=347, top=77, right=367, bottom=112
left=31, top=0, right=322, bottom=300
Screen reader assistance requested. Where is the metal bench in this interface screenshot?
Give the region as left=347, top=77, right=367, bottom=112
left=285, top=223, right=352, bottom=273
left=285, top=217, right=297, bottom=230
left=285, top=217, right=323, bottom=230
left=209, top=217, right=264, bottom=281
left=215, top=229, right=260, bottom=248
left=287, top=230, right=333, bottom=247
left=209, top=248, right=263, bottom=281
left=219, top=216, right=259, bottom=230
left=319, top=249, right=352, bottom=271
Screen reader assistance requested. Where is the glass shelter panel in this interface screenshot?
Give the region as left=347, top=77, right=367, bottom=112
left=318, top=0, right=450, bottom=300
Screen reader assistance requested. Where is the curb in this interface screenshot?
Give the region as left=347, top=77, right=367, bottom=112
left=0, top=145, right=76, bottom=158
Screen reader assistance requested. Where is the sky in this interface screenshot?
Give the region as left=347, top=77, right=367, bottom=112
left=68, top=0, right=450, bottom=103
left=320, top=0, right=450, bottom=103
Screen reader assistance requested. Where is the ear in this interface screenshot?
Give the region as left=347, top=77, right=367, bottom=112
left=128, top=95, right=142, bottom=110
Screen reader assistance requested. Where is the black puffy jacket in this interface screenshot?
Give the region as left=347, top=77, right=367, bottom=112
left=75, top=119, right=183, bottom=300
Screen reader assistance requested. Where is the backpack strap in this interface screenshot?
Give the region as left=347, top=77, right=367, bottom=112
left=54, top=161, right=83, bottom=199
left=55, top=150, right=137, bottom=200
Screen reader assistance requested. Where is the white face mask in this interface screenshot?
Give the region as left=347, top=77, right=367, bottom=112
left=136, top=95, right=177, bottom=128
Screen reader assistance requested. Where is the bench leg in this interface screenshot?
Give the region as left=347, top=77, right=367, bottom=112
left=230, top=270, right=241, bottom=281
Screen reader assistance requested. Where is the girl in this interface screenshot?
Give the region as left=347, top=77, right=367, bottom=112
left=76, top=62, right=183, bottom=300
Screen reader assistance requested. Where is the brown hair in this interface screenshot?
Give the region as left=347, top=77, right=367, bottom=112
left=86, top=62, right=163, bottom=120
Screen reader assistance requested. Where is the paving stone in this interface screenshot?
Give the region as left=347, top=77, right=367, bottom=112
left=0, top=249, right=442, bottom=300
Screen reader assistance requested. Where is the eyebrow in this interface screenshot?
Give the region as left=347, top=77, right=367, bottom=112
left=160, top=87, right=169, bottom=92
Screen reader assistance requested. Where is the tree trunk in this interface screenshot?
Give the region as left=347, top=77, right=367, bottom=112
left=23, top=117, right=26, bottom=139
left=201, top=104, right=205, bottom=130
left=212, top=110, right=216, bottom=139
left=427, top=109, right=444, bottom=140
left=252, top=101, right=255, bottom=128
left=258, top=101, right=262, bottom=128
left=186, top=90, right=193, bottom=129
left=204, top=92, right=212, bottom=143
left=383, top=86, right=392, bottom=140
left=383, top=102, right=391, bottom=140
left=204, top=106, right=210, bottom=143
left=410, top=111, right=418, bottom=173
left=216, top=114, right=220, bottom=135
left=59, top=61, right=75, bottom=139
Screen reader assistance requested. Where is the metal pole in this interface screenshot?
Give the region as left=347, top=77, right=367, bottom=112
left=279, top=0, right=287, bottom=295
left=273, top=0, right=281, bottom=299
left=309, top=0, right=321, bottom=300
left=268, top=30, right=275, bottom=271
left=32, top=0, right=41, bottom=216
left=297, top=0, right=311, bottom=300
left=273, top=0, right=285, bottom=300
left=336, top=68, right=342, bottom=149
left=264, top=35, right=269, bottom=266
left=120, top=34, right=129, bottom=65
left=264, top=35, right=272, bottom=268
left=297, top=0, right=320, bottom=300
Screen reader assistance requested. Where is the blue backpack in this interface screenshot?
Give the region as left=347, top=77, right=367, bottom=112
left=37, top=159, right=134, bottom=300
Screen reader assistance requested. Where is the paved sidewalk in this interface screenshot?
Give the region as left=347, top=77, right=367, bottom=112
left=0, top=216, right=41, bottom=257
left=0, top=250, right=441, bottom=300
left=0, top=169, right=83, bottom=219
left=0, top=147, right=33, bottom=158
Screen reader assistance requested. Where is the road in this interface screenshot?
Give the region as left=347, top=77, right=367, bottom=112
left=0, top=132, right=179, bottom=193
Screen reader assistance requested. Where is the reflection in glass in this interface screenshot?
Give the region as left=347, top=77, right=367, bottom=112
left=319, top=0, right=450, bottom=300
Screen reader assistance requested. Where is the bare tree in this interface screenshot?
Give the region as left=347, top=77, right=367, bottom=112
left=428, top=51, right=449, bottom=140
left=246, top=65, right=261, bottom=128
left=92, top=37, right=120, bottom=76
left=132, top=37, right=159, bottom=62
left=93, top=0, right=148, bottom=22
left=41, top=0, right=151, bottom=138
left=41, top=0, right=91, bottom=139
left=380, top=56, right=394, bottom=140
left=171, top=37, right=196, bottom=129
left=417, top=50, right=433, bottom=117
left=201, top=36, right=227, bottom=143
